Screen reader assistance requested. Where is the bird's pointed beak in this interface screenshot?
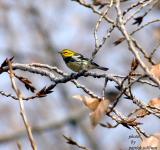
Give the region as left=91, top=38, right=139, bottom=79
left=58, top=51, right=61, bottom=54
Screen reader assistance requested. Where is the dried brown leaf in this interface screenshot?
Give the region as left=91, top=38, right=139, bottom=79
left=150, top=64, right=160, bottom=79
left=134, top=109, right=149, bottom=118
left=140, top=133, right=160, bottom=149
left=153, top=27, right=160, bottom=41
left=124, top=118, right=142, bottom=126
left=36, top=85, right=53, bottom=97
left=90, top=100, right=110, bottom=127
left=93, top=0, right=106, bottom=9
left=93, top=0, right=105, bottom=5
left=131, top=58, right=139, bottom=71
left=63, top=135, right=88, bottom=150
left=100, top=122, right=118, bottom=128
left=63, top=135, right=77, bottom=146
left=134, top=97, right=160, bottom=118
left=0, top=57, right=14, bottom=74
left=16, top=75, right=36, bottom=93
left=1, top=56, right=14, bottom=68
left=121, top=123, right=131, bottom=129
left=73, top=95, right=100, bottom=111
left=113, top=37, right=125, bottom=46
left=73, top=95, right=111, bottom=127
left=149, top=98, right=160, bottom=108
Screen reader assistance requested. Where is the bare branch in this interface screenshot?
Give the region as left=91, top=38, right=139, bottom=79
left=7, top=60, right=37, bottom=150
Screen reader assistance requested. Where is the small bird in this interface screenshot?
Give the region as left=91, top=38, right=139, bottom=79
left=59, top=49, right=108, bottom=72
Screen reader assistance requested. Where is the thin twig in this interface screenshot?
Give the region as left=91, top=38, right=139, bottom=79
left=7, top=60, right=37, bottom=150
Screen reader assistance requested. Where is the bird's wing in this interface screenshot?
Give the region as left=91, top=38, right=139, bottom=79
left=73, top=54, right=100, bottom=66
left=72, top=54, right=88, bottom=62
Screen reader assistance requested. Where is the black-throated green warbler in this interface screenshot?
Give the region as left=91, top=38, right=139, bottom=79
left=59, top=49, right=108, bottom=72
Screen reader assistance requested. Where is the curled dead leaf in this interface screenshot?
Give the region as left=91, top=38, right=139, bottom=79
left=90, top=100, right=110, bottom=127
left=36, top=85, right=53, bottom=97
left=123, top=118, right=142, bottom=126
left=15, top=75, right=36, bottom=93
left=113, top=37, right=125, bottom=46
left=149, top=98, right=160, bottom=108
left=1, top=56, right=14, bottom=68
left=73, top=95, right=100, bottom=111
left=134, top=109, right=149, bottom=118
left=73, top=95, right=111, bottom=127
left=131, top=58, right=139, bottom=71
left=153, top=27, right=160, bottom=41
left=150, top=64, right=160, bottom=79
left=140, top=133, right=160, bottom=149
left=132, top=97, right=160, bottom=118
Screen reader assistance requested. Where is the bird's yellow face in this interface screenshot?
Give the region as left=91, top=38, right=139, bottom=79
left=59, top=49, right=76, bottom=58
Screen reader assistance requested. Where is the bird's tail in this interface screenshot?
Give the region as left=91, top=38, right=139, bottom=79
left=91, top=62, right=109, bottom=71
left=97, top=66, right=109, bottom=71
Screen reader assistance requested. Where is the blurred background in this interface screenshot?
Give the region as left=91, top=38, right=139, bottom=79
left=0, top=0, right=159, bottom=150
